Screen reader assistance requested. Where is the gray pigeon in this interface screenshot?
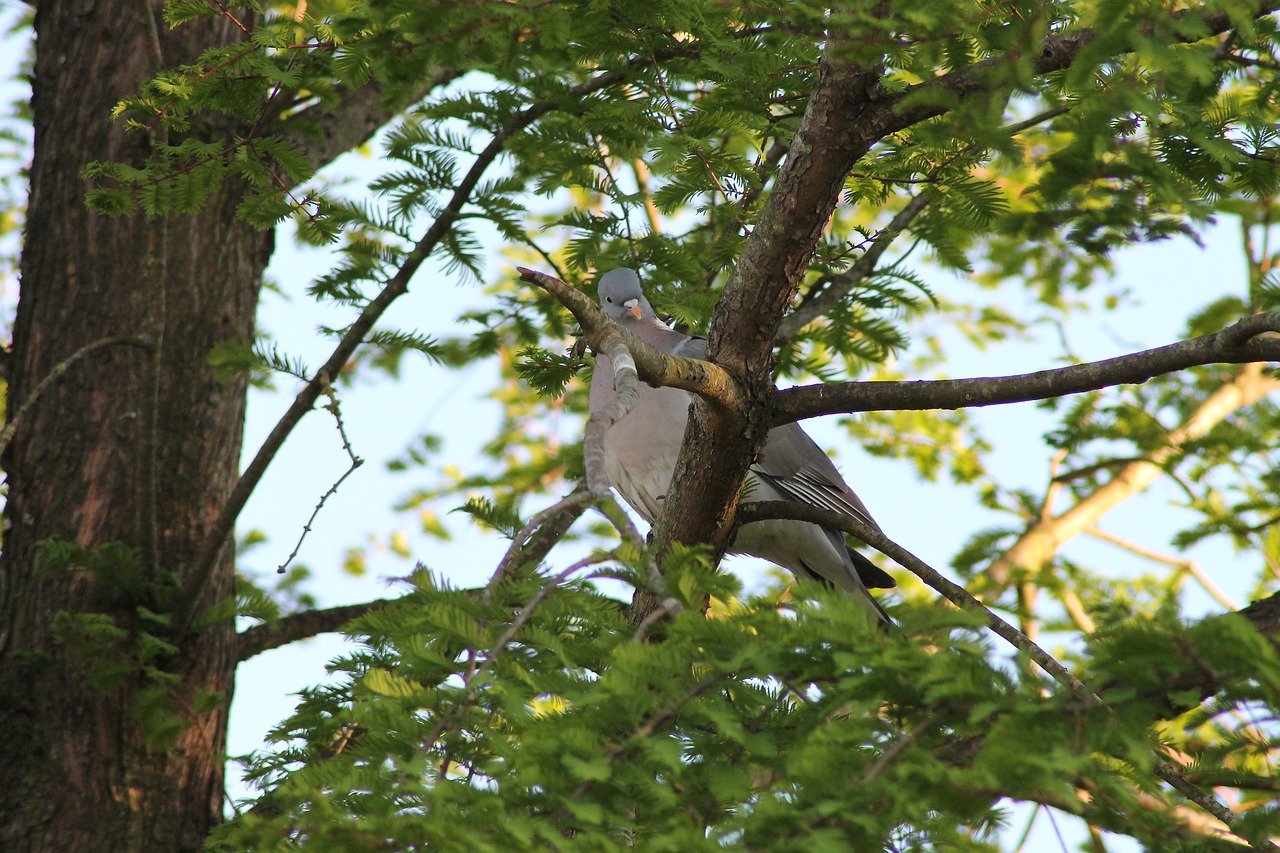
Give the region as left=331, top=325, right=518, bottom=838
left=588, top=267, right=895, bottom=625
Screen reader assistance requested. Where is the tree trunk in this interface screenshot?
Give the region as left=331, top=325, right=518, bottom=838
left=0, top=2, right=271, bottom=850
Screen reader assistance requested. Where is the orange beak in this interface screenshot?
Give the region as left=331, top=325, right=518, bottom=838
left=624, top=299, right=642, bottom=319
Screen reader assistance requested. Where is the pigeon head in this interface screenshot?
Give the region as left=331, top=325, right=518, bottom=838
left=597, top=268, right=655, bottom=322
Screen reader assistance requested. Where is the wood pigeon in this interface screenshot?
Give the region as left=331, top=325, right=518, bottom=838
left=587, top=267, right=895, bottom=625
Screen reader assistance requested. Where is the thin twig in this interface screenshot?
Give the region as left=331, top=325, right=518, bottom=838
left=1061, top=588, right=1098, bottom=634
left=777, top=191, right=932, bottom=342
left=1051, top=455, right=1154, bottom=486
left=738, top=500, right=1096, bottom=697
left=276, top=372, right=365, bottom=574
left=1085, top=526, right=1240, bottom=611
left=641, top=34, right=730, bottom=198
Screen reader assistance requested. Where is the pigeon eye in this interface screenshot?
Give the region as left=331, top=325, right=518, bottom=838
left=605, top=297, right=613, bottom=303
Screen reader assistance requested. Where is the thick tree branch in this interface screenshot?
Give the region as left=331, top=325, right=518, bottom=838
left=237, top=599, right=395, bottom=662
left=631, top=1, right=1280, bottom=628
left=774, top=312, right=1280, bottom=424
left=635, top=47, right=887, bottom=625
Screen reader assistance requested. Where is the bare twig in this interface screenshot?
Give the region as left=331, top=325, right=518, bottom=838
left=776, top=107, right=1071, bottom=345
left=272, top=459, right=364, bottom=575
left=741, top=140, right=788, bottom=217
left=1052, top=456, right=1152, bottom=485
left=275, top=372, right=366, bottom=574
left=878, top=3, right=1280, bottom=143
left=1041, top=448, right=1069, bottom=522
left=640, top=35, right=730, bottom=198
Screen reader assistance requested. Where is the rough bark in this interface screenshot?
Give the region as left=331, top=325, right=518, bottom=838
left=0, top=3, right=269, bottom=850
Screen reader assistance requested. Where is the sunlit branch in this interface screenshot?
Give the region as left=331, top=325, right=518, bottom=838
left=517, top=267, right=745, bottom=409
left=1085, top=526, right=1241, bottom=611
left=631, top=158, right=663, bottom=235
left=982, top=363, right=1280, bottom=593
